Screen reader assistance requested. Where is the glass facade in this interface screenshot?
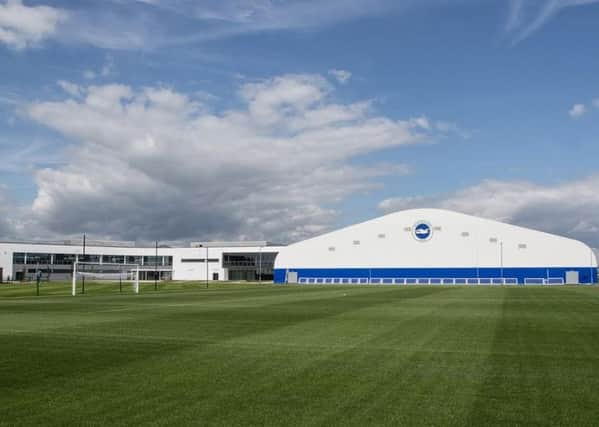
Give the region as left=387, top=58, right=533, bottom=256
left=54, top=254, right=77, bottom=265
left=79, top=254, right=101, bottom=263
left=223, top=252, right=277, bottom=268
left=126, top=255, right=143, bottom=265
left=102, top=255, right=125, bottom=264
left=223, top=252, right=278, bottom=281
left=12, top=252, right=171, bottom=267
left=26, top=253, right=52, bottom=264
left=9, top=248, right=276, bottom=282
left=223, top=254, right=255, bottom=267
left=13, top=253, right=25, bottom=264
left=10, top=249, right=178, bottom=282
left=143, top=256, right=162, bottom=266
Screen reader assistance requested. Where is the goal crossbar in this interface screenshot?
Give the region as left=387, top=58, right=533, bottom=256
left=72, top=262, right=140, bottom=296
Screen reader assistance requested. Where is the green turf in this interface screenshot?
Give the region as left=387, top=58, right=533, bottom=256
left=2, top=282, right=599, bottom=426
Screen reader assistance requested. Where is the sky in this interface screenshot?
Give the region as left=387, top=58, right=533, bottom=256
left=1, top=0, right=599, bottom=247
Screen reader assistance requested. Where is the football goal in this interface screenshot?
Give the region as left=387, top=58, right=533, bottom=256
left=72, top=262, right=140, bottom=296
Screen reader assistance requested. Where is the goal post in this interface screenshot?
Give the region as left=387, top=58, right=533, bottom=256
left=72, top=262, right=140, bottom=296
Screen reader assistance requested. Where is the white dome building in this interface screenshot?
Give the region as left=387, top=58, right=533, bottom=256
left=274, top=209, right=598, bottom=285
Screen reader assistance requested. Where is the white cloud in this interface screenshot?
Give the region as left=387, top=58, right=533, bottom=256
left=569, top=103, right=587, bottom=118
left=8, top=1, right=582, bottom=51
left=329, top=69, right=352, bottom=84
left=409, top=116, right=431, bottom=130
left=57, top=80, right=82, bottom=97
left=0, top=0, right=67, bottom=49
left=82, top=56, right=115, bottom=81
left=403, top=117, right=471, bottom=138
left=434, top=120, right=472, bottom=139
left=0, top=139, right=64, bottom=175
left=51, top=0, right=404, bottom=50
left=25, top=73, right=434, bottom=242
left=59, top=1, right=599, bottom=50
left=101, top=55, right=115, bottom=77
left=0, top=184, right=17, bottom=238
left=4, top=1, right=593, bottom=51
left=0, top=88, right=22, bottom=106
left=506, top=0, right=599, bottom=43
left=83, top=70, right=96, bottom=80
left=187, top=0, right=398, bottom=33
left=379, top=175, right=599, bottom=246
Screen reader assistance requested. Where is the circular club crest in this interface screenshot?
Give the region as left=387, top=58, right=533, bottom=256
left=413, top=221, right=433, bottom=241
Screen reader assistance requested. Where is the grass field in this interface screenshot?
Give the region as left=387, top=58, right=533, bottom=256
left=2, top=282, right=599, bottom=426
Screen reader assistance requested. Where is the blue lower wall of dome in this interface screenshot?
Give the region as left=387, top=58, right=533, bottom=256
left=273, top=267, right=597, bottom=285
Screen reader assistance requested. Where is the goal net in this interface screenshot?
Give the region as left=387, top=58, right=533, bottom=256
left=72, top=262, right=140, bottom=296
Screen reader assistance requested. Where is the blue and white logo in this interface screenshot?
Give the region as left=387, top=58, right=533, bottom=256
left=413, top=221, right=432, bottom=241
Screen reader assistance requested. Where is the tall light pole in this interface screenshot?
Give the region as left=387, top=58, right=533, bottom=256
left=82, top=233, right=86, bottom=294
left=205, top=246, right=209, bottom=288
left=155, top=241, right=158, bottom=291
left=258, top=246, right=262, bottom=285
left=35, top=259, right=40, bottom=296
left=475, top=239, right=480, bottom=282
left=500, top=241, right=504, bottom=281
left=591, top=248, right=596, bottom=285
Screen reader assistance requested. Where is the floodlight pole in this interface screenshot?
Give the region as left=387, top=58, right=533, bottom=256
left=500, top=241, right=504, bottom=280
left=82, top=234, right=86, bottom=294
left=205, top=246, right=209, bottom=288
left=36, top=261, right=40, bottom=297
left=591, top=248, right=596, bottom=285
left=155, top=241, right=158, bottom=291
left=258, top=246, right=262, bottom=285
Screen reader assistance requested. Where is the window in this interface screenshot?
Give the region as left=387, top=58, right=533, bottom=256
left=143, top=256, right=162, bottom=266
left=461, top=232, right=470, bottom=237
left=13, top=252, right=25, bottom=264
left=102, top=255, right=125, bottom=264
left=222, top=252, right=277, bottom=270
left=404, top=227, right=412, bottom=232
left=489, top=238, right=498, bottom=243
left=181, top=258, right=219, bottom=263
left=26, top=253, right=51, bottom=264
left=353, top=240, right=360, bottom=245
left=164, top=256, right=173, bottom=266
left=126, top=256, right=143, bottom=265
left=79, top=254, right=100, bottom=263
left=378, top=233, right=386, bottom=239
left=54, top=254, right=77, bottom=265
left=222, top=254, right=255, bottom=267
left=518, top=243, right=527, bottom=249
left=328, top=247, right=336, bottom=252
left=434, top=226, right=442, bottom=231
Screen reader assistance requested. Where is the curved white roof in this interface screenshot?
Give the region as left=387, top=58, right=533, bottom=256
left=275, top=208, right=597, bottom=269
